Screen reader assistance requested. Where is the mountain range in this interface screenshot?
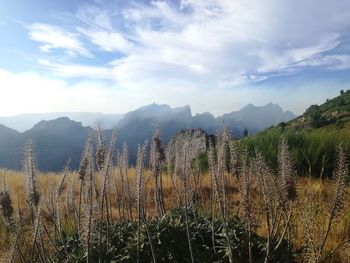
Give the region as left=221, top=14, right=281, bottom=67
left=0, top=112, right=124, bottom=132
left=0, top=103, right=295, bottom=171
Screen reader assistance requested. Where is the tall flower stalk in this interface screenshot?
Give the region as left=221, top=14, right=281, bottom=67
left=150, top=129, right=165, bottom=217
left=24, top=141, right=40, bottom=222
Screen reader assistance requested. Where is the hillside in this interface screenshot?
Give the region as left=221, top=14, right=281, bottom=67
left=0, top=118, right=91, bottom=171
left=239, top=90, right=350, bottom=178
left=0, top=125, right=23, bottom=169
left=285, top=89, right=350, bottom=131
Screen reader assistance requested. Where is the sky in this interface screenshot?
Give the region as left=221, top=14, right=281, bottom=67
left=0, top=0, right=350, bottom=116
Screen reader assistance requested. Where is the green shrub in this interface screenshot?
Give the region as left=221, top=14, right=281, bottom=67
left=56, top=208, right=295, bottom=262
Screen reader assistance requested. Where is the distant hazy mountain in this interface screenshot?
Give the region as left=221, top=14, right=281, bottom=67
left=115, top=104, right=194, bottom=163
left=114, top=103, right=295, bottom=162
left=117, top=102, right=295, bottom=138
left=0, top=104, right=294, bottom=136
left=219, top=103, right=296, bottom=135
left=0, top=118, right=91, bottom=171
left=0, top=125, right=23, bottom=169
left=0, top=112, right=124, bottom=132
left=0, top=103, right=295, bottom=171
left=23, top=118, right=91, bottom=171
left=117, top=103, right=192, bottom=128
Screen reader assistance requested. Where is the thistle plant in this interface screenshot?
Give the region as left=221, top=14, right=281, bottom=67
left=150, top=129, right=165, bottom=217
left=81, top=153, right=95, bottom=263
left=276, top=138, right=297, bottom=260
left=78, top=133, right=93, bottom=227
left=176, top=142, right=195, bottom=263
left=24, top=141, right=41, bottom=222
left=96, top=122, right=106, bottom=171
left=31, top=204, right=42, bottom=262
left=119, top=142, right=133, bottom=220
left=302, top=144, right=349, bottom=262
left=135, top=142, right=147, bottom=263
left=277, top=138, right=297, bottom=205
left=55, top=159, right=71, bottom=235
left=98, top=130, right=116, bottom=259
left=6, top=231, right=20, bottom=263
left=254, top=149, right=293, bottom=263
left=208, top=137, right=234, bottom=263
left=238, top=149, right=256, bottom=263
left=100, top=131, right=116, bottom=219
left=0, top=189, right=14, bottom=230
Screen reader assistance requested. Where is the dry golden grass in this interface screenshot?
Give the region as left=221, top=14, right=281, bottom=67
left=0, top=168, right=349, bottom=261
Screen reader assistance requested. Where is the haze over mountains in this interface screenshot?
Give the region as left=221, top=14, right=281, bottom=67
left=0, top=112, right=125, bottom=132
left=0, top=103, right=294, bottom=133
left=0, top=102, right=295, bottom=171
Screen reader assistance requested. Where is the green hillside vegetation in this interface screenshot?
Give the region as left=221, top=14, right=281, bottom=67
left=238, top=89, right=350, bottom=178
left=291, top=89, right=350, bottom=130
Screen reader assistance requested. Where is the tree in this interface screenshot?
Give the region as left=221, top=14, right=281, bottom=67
left=243, top=128, right=248, bottom=137
left=337, top=98, right=345, bottom=107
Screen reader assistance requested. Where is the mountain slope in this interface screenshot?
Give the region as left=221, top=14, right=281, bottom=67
left=285, top=89, right=350, bottom=131
left=0, top=118, right=91, bottom=171
left=23, top=118, right=91, bottom=171
left=219, top=103, right=295, bottom=134
left=114, top=102, right=295, bottom=163
left=238, top=90, right=350, bottom=178
left=116, top=102, right=295, bottom=140
left=0, top=125, right=24, bottom=169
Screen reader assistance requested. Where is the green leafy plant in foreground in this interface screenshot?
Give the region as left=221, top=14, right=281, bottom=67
left=53, top=208, right=295, bottom=263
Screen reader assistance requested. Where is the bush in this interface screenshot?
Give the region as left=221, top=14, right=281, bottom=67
left=56, top=208, right=295, bottom=262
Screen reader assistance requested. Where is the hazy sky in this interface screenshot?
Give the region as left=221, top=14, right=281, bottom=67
left=0, top=0, right=349, bottom=116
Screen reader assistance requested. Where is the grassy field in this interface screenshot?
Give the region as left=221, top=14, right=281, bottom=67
left=0, top=125, right=349, bottom=262
left=0, top=134, right=349, bottom=262
left=239, top=122, right=350, bottom=178
left=237, top=90, right=350, bottom=179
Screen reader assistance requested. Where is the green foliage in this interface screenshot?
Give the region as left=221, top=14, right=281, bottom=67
left=56, top=220, right=138, bottom=262
left=56, top=208, right=295, bottom=262
left=300, top=89, right=350, bottom=128
left=278, top=122, right=287, bottom=130
left=314, top=89, right=350, bottom=115
left=191, top=152, right=208, bottom=172
left=306, top=105, right=321, bottom=120
left=243, top=128, right=249, bottom=137
left=238, top=128, right=350, bottom=178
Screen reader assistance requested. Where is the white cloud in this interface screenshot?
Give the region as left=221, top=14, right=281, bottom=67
left=0, top=67, right=346, bottom=118
left=0, top=69, right=130, bottom=116
left=70, top=0, right=350, bottom=90
left=255, top=34, right=341, bottom=74
left=17, top=0, right=350, bottom=115
left=78, top=28, right=134, bottom=54
left=37, top=59, right=115, bottom=79
left=0, top=68, right=204, bottom=117
left=27, top=23, right=91, bottom=56
left=296, top=54, right=350, bottom=70
left=26, top=1, right=350, bottom=88
left=76, top=6, right=115, bottom=31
